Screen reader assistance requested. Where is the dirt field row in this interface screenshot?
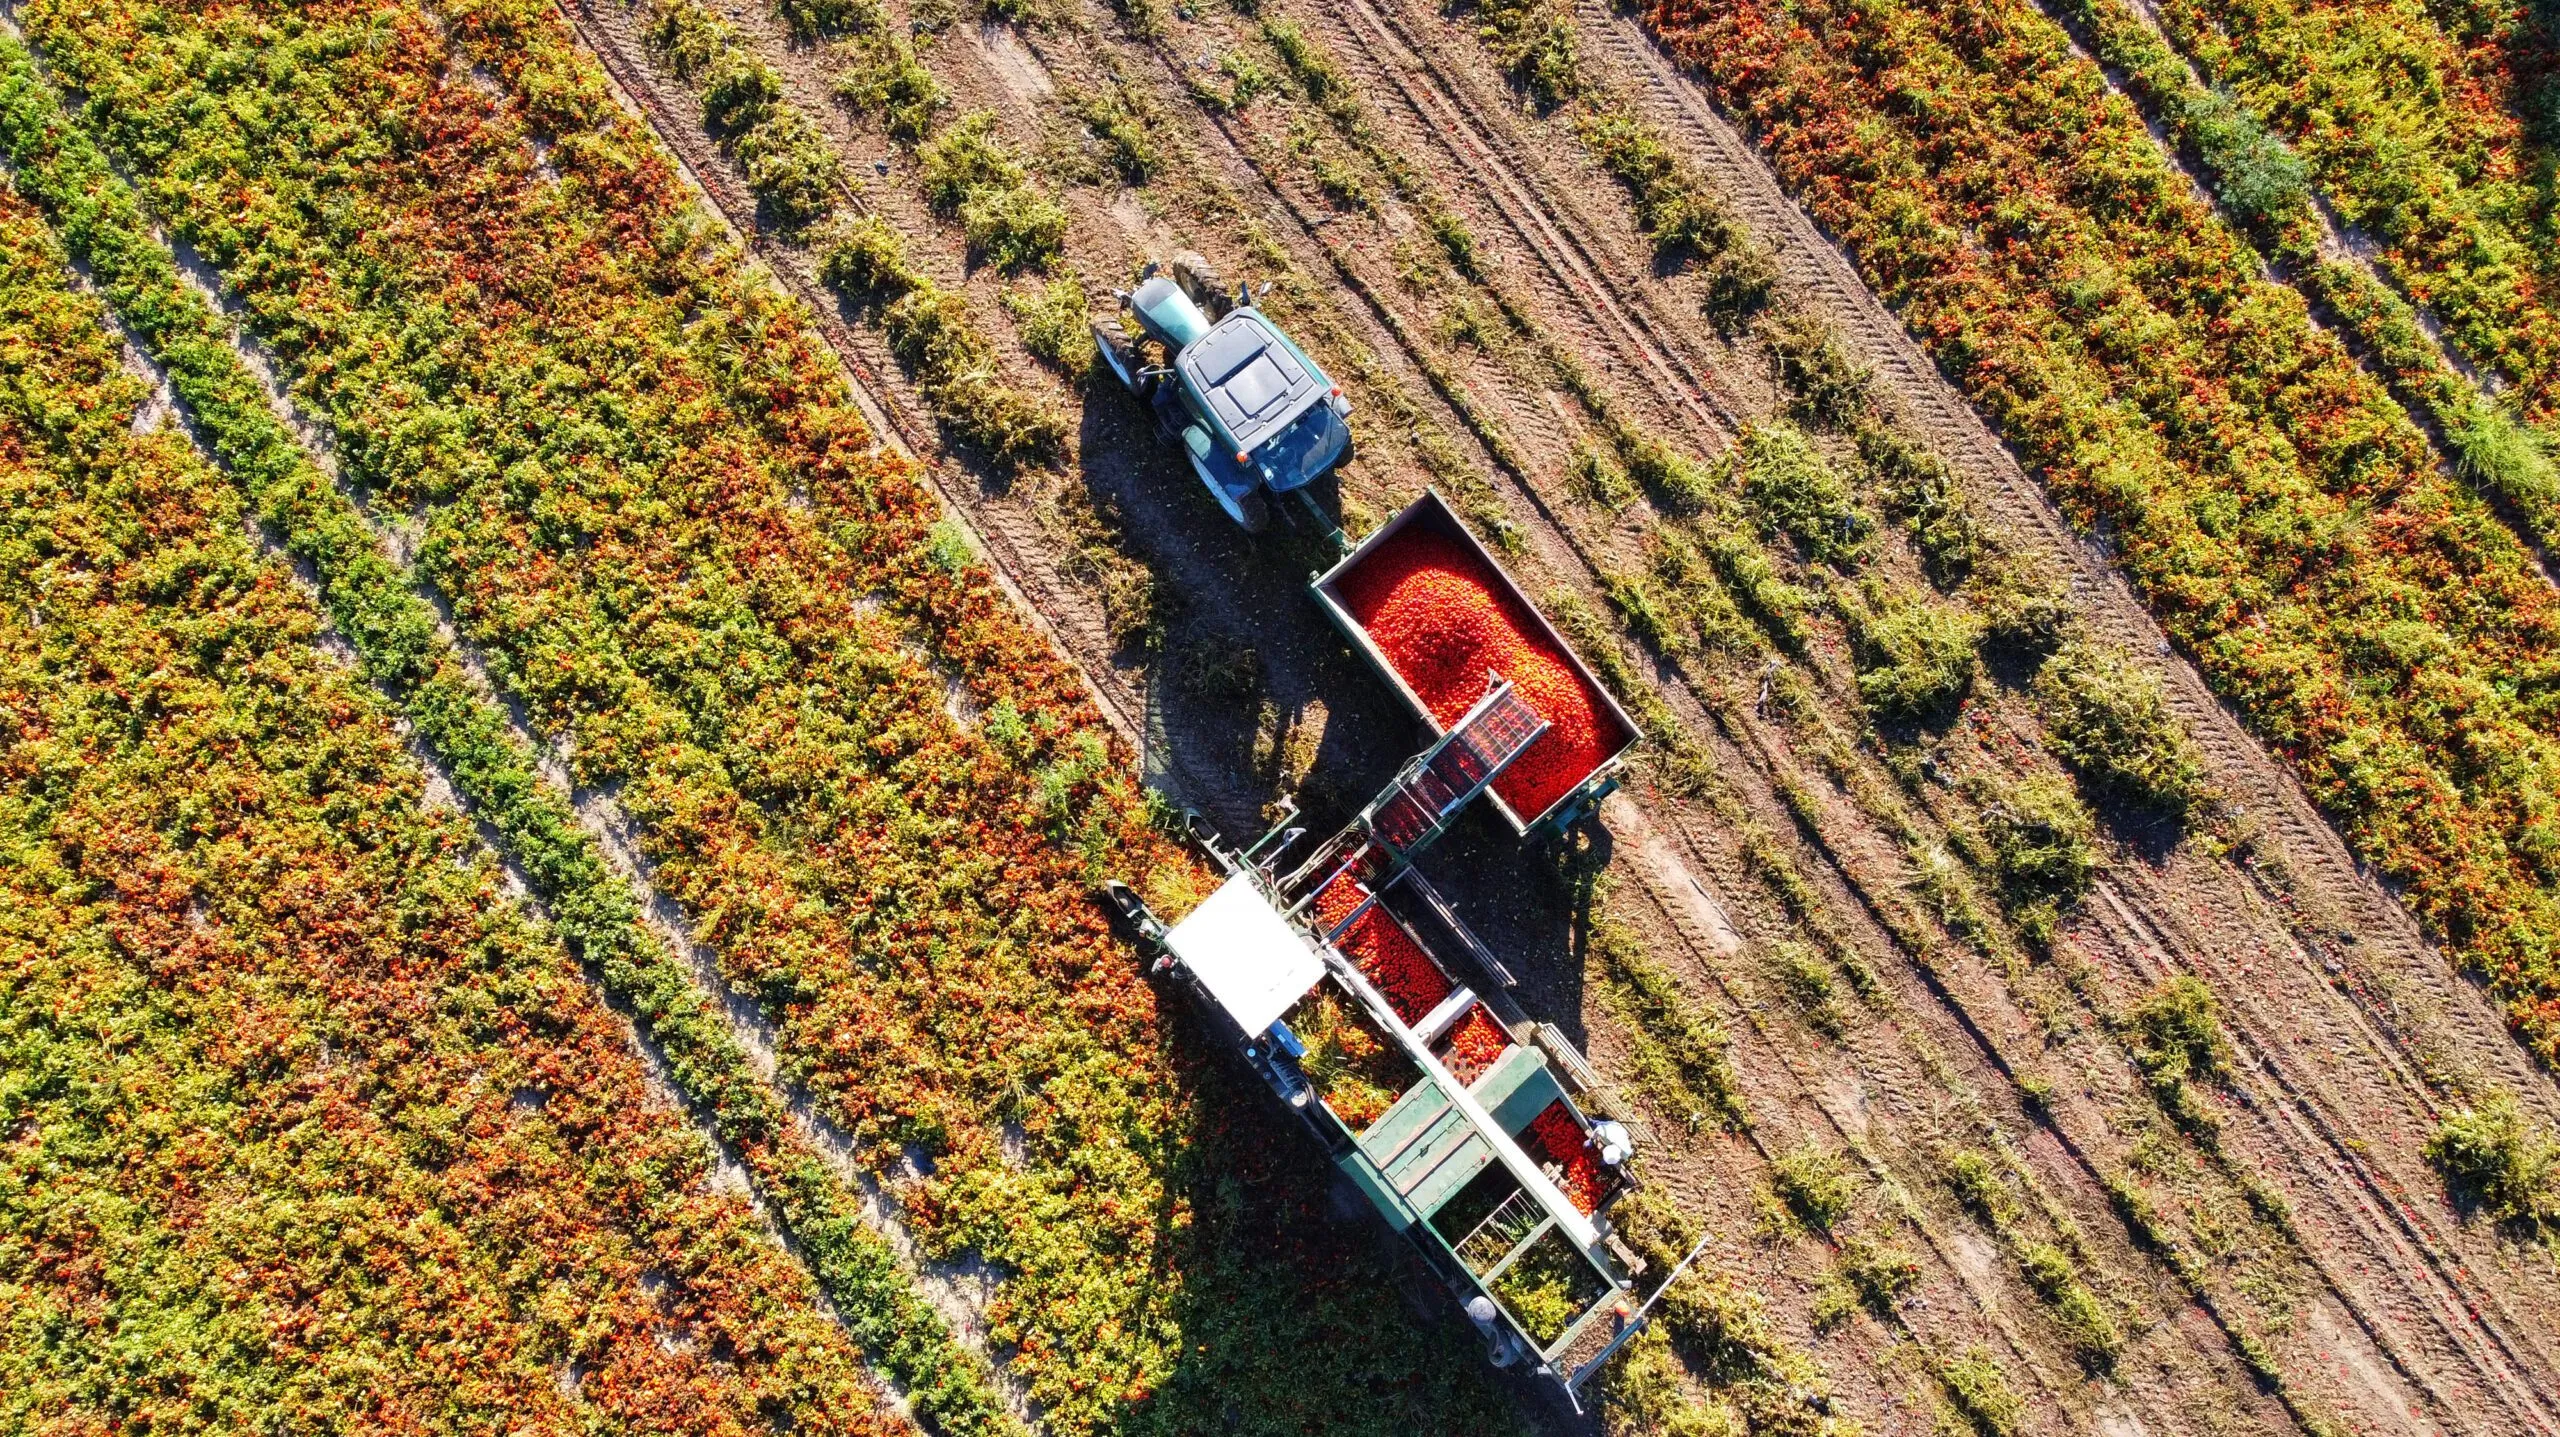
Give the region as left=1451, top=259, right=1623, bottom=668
left=563, top=0, right=2560, bottom=1430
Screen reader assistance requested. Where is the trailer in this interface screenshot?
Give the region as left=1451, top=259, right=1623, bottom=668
left=1312, top=490, right=1640, bottom=838
left=1106, top=680, right=1692, bottom=1403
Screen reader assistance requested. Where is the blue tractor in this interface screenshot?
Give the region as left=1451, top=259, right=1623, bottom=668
left=1093, top=252, right=1353, bottom=532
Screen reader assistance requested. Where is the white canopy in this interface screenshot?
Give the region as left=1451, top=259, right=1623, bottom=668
left=1165, top=874, right=1325, bottom=1037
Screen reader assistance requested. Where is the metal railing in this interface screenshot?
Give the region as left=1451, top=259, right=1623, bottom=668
left=1454, top=1184, right=1547, bottom=1275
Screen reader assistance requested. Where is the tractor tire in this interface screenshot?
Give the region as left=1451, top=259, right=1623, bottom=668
left=1223, top=485, right=1271, bottom=534
left=1170, top=251, right=1231, bottom=320
left=1092, top=317, right=1147, bottom=396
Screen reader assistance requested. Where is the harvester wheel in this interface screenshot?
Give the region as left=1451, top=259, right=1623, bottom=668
left=1170, top=251, right=1231, bottom=320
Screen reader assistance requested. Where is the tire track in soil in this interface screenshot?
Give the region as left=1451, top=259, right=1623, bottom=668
left=1251, top=38, right=2211, bottom=1383
left=1297, top=0, right=1743, bottom=452
left=570, top=0, right=1483, bottom=829
left=1638, top=710, right=2319, bottom=1432
left=2086, top=868, right=2560, bottom=1433
left=1018, top=0, right=2539, bottom=1413
left=1556, top=2, right=2560, bottom=1429
left=1298, top=0, right=2560, bottom=1429
left=1601, top=796, right=2159, bottom=1426
left=1301, top=0, right=1749, bottom=456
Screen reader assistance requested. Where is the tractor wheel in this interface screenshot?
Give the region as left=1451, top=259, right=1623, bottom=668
left=1170, top=251, right=1231, bottom=320
left=1219, top=484, right=1271, bottom=534
left=1091, top=317, right=1147, bottom=396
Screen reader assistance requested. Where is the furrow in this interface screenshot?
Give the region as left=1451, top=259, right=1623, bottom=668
left=2089, top=877, right=2560, bottom=1431
left=1304, top=0, right=1743, bottom=447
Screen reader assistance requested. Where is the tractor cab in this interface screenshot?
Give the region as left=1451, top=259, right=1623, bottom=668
left=1095, top=252, right=1352, bottom=531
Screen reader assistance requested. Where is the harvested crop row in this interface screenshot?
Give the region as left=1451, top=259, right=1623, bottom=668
left=0, top=183, right=903, bottom=1435
left=1642, top=0, right=2560, bottom=1059
left=7, top=0, right=1522, bottom=1427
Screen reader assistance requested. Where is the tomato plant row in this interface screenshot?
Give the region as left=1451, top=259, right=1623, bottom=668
left=0, top=183, right=908, bottom=1434
left=2152, top=0, right=2560, bottom=427
left=4, top=0, right=1525, bottom=1427
left=1646, top=0, right=2560, bottom=1058
left=0, top=37, right=1018, bottom=1430
left=2043, top=0, right=2560, bottom=552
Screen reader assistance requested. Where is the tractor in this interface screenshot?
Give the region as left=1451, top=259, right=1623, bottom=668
left=1093, top=252, right=1352, bottom=532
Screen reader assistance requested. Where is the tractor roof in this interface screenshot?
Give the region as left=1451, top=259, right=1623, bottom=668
left=1178, top=310, right=1327, bottom=456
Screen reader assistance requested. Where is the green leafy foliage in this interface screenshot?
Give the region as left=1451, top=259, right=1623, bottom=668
left=1765, top=1141, right=1857, bottom=1234
left=1861, top=424, right=1984, bottom=585
left=1062, top=81, right=1160, bottom=183
left=1970, top=558, right=2073, bottom=659
left=1975, top=774, right=2099, bottom=945
left=734, top=102, right=845, bottom=228
left=2426, top=1091, right=2560, bottom=1233
left=1770, top=940, right=1845, bottom=1036
left=958, top=183, right=1071, bottom=272
left=1621, top=431, right=1718, bottom=515
left=1598, top=1328, right=1748, bottom=1437
left=1635, top=0, right=2560, bottom=1062
left=1472, top=0, right=1585, bottom=110
left=883, top=285, right=1070, bottom=464
left=833, top=27, right=946, bottom=143
left=919, top=112, right=1068, bottom=271
left=1760, top=310, right=1871, bottom=428
left=1938, top=1347, right=2026, bottom=1437
left=1615, top=1191, right=1850, bottom=1434
left=1849, top=588, right=1982, bottom=722
left=1811, top=1235, right=1921, bottom=1328
left=1575, top=109, right=1738, bottom=264
left=1490, top=1229, right=1606, bottom=1344
left=2032, top=639, right=2208, bottom=817
left=1946, top=1149, right=2018, bottom=1226
left=1738, top=420, right=1871, bottom=565
left=817, top=211, right=920, bottom=297
left=2128, top=975, right=2232, bottom=1086
left=650, top=2, right=842, bottom=228
left=1003, top=274, right=1094, bottom=375
left=1583, top=893, right=1751, bottom=1131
